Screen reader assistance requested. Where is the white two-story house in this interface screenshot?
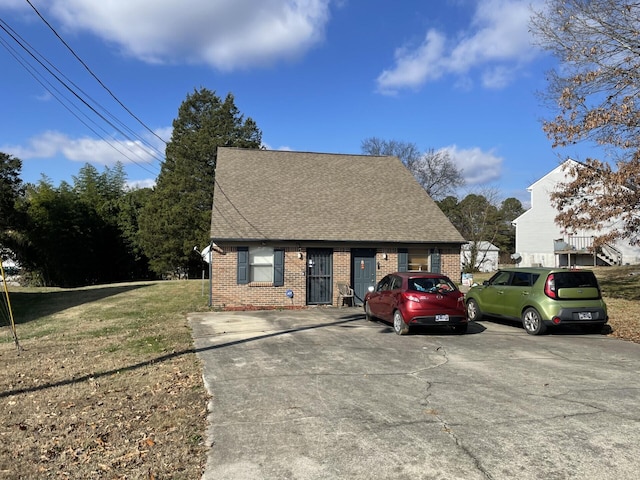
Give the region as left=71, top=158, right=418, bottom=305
left=512, top=159, right=640, bottom=268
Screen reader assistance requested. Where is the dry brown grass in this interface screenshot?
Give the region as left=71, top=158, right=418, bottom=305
left=0, top=267, right=638, bottom=479
left=592, top=265, right=640, bottom=343
left=0, top=280, right=212, bottom=479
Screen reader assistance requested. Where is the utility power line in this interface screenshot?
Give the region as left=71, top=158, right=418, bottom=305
left=25, top=0, right=168, bottom=147
left=0, top=3, right=169, bottom=177
left=0, top=27, right=161, bottom=176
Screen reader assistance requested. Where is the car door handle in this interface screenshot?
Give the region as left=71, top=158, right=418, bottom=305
left=521, top=291, right=529, bottom=296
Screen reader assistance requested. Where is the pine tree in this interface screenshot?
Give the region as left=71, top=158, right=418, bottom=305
left=139, top=89, right=262, bottom=276
left=0, top=152, right=23, bottom=233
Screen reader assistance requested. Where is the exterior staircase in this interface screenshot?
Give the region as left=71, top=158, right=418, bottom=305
left=598, top=242, right=622, bottom=266
left=554, top=236, right=622, bottom=267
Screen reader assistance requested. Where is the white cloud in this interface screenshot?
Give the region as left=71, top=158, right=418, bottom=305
left=2, top=130, right=165, bottom=166
left=261, top=142, right=293, bottom=151
left=126, top=178, right=156, bottom=190
left=480, top=65, right=516, bottom=89
left=377, top=0, right=543, bottom=94
left=30, top=0, right=332, bottom=71
left=153, top=127, right=173, bottom=144
left=0, top=0, right=26, bottom=9
left=376, top=30, right=448, bottom=94
left=441, top=144, right=503, bottom=185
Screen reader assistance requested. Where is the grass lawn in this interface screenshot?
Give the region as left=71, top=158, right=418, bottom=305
left=0, top=266, right=638, bottom=478
left=0, top=280, right=212, bottom=479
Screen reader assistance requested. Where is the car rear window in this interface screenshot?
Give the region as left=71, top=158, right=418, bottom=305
left=409, top=277, right=456, bottom=292
left=554, top=271, right=599, bottom=289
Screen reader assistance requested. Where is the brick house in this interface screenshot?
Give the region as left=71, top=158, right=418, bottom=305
left=209, top=147, right=466, bottom=309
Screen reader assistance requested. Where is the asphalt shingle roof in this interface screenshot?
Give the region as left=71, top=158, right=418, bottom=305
left=210, top=147, right=466, bottom=244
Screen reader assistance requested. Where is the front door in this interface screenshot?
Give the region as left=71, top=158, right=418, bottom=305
left=352, top=249, right=376, bottom=306
left=306, top=248, right=333, bottom=305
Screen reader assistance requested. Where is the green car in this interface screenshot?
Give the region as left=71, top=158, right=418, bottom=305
left=465, top=267, right=608, bottom=335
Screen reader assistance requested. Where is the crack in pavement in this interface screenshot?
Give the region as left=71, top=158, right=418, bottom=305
left=415, top=344, right=496, bottom=480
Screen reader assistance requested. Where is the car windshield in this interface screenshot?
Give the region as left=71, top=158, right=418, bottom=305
left=409, top=277, right=456, bottom=292
left=554, top=271, right=599, bottom=289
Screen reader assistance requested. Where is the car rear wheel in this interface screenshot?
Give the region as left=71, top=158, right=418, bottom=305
left=522, top=307, right=546, bottom=335
left=364, top=302, right=375, bottom=322
left=393, top=310, right=409, bottom=335
left=466, top=299, right=483, bottom=321
left=451, top=324, right=468, bottom=334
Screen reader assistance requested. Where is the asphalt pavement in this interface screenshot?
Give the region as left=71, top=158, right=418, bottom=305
left=189, top=307, right=640, bottom=480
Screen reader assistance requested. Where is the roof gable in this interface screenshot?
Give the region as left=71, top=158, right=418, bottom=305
left=526, top=158, right=581, bottom=192
left=210, top=148, right=465, bottom=244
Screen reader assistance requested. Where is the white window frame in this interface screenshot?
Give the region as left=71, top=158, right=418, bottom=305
left=408, top=250, right=430, bottom=271
left=249, top=246, right=274, bottom=282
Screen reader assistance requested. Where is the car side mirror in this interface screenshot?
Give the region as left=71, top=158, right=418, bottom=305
left=483, top=280, right=489, bottom=286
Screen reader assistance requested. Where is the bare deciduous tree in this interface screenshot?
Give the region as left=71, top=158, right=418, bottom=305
left=361, top=137, right=464, bottom=200
left=531, top=0, right=640, bottom=245
left=409, top=148, right=465, bottom=200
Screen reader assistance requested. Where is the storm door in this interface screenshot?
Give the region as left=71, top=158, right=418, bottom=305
left=352, top=248, right=376, bottom=306
left=306, top=248, right=333, bottom=305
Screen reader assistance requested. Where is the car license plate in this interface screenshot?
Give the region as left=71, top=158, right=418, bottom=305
left=578, top=312, right=592, bottom=320
left=435, top=314, right=449, bottom=322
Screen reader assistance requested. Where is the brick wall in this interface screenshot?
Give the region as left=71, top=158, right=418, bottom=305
left=441, top=249, right=462, bottom=284
left=375, top=249, right=396, bottom=283
left=211, top=245, right=463, bottom=309
left=211, top=246, right=307, bottom=309
left=332, top=248, right=351, bottom=306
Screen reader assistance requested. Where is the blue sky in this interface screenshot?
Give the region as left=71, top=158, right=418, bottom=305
left=0, top=0, right=597, bottom=204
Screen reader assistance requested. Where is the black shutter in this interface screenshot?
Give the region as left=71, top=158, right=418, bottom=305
left=273, top=249, right=284, bottom=286
left=398, top=249, right=408, bottom=272
left=430, top=249, right=441, bottom=274
left=237, top=247, right=249, bottom=284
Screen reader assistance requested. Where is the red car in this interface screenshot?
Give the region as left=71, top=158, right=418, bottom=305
left=364, top=272, right=468, bottom=335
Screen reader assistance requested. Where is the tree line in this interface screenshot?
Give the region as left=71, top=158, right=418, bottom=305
left=0, top=128, right=523, bottom=286
left=360, top=137, right=525, bottom=272
left=5, top=0, right=640, bottom=287
left=0, top=89, right=262, bottom=287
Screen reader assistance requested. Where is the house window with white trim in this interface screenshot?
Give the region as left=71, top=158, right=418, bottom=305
left=237, top=246, right=285, bottom=286
left=250, top=246, right=274, bottom=282
left=398, top=248, right=441, bottom=274
left=408, top=251, right=429, bottom=271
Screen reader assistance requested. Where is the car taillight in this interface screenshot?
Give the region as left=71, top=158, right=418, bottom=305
left=544, top=274, right=557, bottom=299
left=404, top=293, right=421, bottom=303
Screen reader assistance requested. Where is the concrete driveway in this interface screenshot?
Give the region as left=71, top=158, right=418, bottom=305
left=189, top=308, right=640, bottom=480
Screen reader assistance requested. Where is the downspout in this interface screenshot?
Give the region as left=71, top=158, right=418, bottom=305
left=208, top=239, right=213, bottom=308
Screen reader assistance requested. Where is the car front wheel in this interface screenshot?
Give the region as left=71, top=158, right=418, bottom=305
left=466, top=299, right=483, bottom=321
left=522, top=307, right=547, bottom=335
left=393, top=310, right=409, bottom=335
